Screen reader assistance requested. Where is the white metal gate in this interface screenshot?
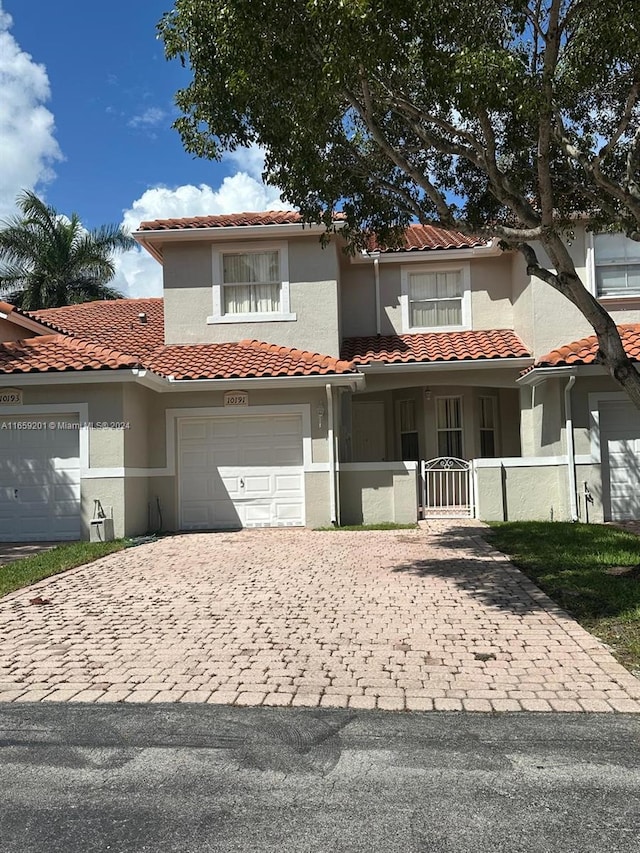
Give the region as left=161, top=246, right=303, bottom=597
left=420, top=457, right=474, bottom=519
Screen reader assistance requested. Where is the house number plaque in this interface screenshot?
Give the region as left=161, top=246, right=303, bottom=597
left=224, top=391, right=248, bottom=407
left=0, top=388, right=22, bottom=405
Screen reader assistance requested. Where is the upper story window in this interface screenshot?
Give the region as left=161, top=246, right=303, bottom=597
left=400, top=263, right=471, bottom=332
left=594, top=233, right=640, bottom=298
left=209, top=241, right=296, bottom=324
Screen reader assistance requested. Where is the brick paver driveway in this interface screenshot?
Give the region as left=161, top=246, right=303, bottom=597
left=1, top=523, right=639, bottom=712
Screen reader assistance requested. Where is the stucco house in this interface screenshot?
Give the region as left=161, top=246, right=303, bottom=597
left=0, top=210, right=639, bottom=541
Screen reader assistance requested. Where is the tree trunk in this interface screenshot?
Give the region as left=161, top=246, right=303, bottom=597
left=547, top=259, right=640, bottom=409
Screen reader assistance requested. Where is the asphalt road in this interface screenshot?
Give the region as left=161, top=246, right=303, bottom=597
left=0, top=704, right=638, bottom=853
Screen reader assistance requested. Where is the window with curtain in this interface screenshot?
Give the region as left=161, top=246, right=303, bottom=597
left=408, top=269, right=463, bottom=328
left=397, top=399, right=420, bottom=461
left=222, top=250, right=281, bottom=314
left=479, top=396, right=497, bottom=457
left=436, top=397, right=463, bottom=458
left=594, top=234, right=640, bottom=297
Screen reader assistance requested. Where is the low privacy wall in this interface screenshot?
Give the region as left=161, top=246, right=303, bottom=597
left=474, top=458, right=571, bottom=522
left=339, top=462, right=418, bottom=526
left=474, top=456, right=606, bottom=523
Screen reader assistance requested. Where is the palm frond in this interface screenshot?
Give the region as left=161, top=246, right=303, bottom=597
left=0, top=190, right=132, bottom=309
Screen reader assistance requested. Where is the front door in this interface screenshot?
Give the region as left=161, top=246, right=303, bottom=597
left=352, top=401, right=386, bottom=462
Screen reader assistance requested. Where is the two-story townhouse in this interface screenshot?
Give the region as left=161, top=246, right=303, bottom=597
left=0, top=210, right=638, bottom=541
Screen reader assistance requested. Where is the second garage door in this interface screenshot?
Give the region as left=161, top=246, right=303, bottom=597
left=178, top=414, right=305, bottom=530
left=600, top=400, right=640, bottom=521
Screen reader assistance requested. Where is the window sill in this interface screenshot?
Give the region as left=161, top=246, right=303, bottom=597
left=405, top=324, right=471, bottom=334
left=207, top=312, right=297, bottom=325
left=597, top=295, right=640, bottom=308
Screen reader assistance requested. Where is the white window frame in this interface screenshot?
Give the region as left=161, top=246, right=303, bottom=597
left=587, top=231, right=640, bottom=302
left=400, top=262, right=471, bottom=333
left=435, top=395, right=464, bottom=459
left=396, top=398, right=420, bottom=461
left=208, top=240, right=296, bottom=324
left=478, top=395, right=498, bottom=458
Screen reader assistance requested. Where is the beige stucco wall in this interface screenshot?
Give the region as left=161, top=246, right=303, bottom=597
left=511, top=226, right=640, bottom=358
left=81, top=477, right=126, bottom=539
left=162, top=236, right=342, bottom=355
left=0, top=318, right=31, bottom=342
left=519, top=379, right=565, bottom=457
left=339, top=252, right=515, bottom=338
left=339, top=465, right=417, bottom=525
left=476, top=464, right=570, bottom=522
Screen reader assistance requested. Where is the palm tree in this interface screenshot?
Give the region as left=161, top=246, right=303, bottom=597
left=0, top=190, right=135, bottom=309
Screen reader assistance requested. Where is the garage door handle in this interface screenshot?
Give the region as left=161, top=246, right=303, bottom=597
left=240, top=478, right=245, bottom=488
left=14, top=489, right=18, bottom=500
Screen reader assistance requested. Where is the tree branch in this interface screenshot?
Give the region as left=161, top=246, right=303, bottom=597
left=594, top=78, right=640, bottom=166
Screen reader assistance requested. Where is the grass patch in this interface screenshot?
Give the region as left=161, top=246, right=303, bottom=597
left=315, top=522, right=418, bottom=531
left=486, top=521, right=640, bottom=672
left=0, top=540, right=129, bottom=599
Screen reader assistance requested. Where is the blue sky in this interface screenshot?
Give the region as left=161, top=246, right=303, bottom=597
left=0, top=1, right=290, bottom=296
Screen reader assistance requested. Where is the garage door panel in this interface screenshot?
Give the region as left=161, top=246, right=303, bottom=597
left=274, top=473, right=304, bottom=492
left=240, top=418, right=272, bottom=437
left=0, top=415, right=81, bottom=541
left=242, top=474, right=271, bottom=496
left=601, top=401, right=640, bottom=521
left=219, top=474, right=242, bottom=499
left=275, top=502, right=305, bottom=523
left=273, top=445, right=303, bottom=465
left=213, top=446, right=242, bottom=466
left=53, top=483, right=81, bottom=501
left=179, top=414, right=305, bottom=530
left=214, top=419, right=240, bottom=439
left=180, top=421, right=209, bottom=441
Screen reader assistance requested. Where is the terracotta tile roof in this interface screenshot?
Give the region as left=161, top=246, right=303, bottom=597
left=137, top=210, right=315, bottom=231
left=147, top=339, right=356, bottom=380
left=341, top=330, right=531, bottom=364
left=136, top=211, right=485, bottom=252
left=369, top=224, right=487, bottom=253
left=0, top=335, right=139, bottom=373
left=1, top=298, right=357, bottom=380
left=27, top=298, right=164, bottom=355
left=534, top=324, right=640, bottom=368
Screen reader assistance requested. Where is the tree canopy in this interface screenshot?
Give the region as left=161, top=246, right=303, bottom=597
left=159, top=0, right=640, bottom=404
left=0, top=191, right=134, bottom=310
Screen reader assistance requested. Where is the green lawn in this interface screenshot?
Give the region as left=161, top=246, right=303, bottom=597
left=486, top=521, right=640, bottom=672
left=0, top=540, right=129, bottom=599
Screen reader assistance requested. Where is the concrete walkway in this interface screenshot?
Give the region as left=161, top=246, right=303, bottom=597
left=0, top=523, right=639, bottom=712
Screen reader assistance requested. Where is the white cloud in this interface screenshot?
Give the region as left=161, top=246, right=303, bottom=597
left=115, top=157, right=294, bottom=297
left=128, top=107, right=167, bottom=129
left=225, top=144, right=268, bottom=181
left=0, top=3, right=62, bottom=219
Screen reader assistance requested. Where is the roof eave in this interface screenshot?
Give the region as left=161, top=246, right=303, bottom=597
left=160, top=372, right=365, bottom=392
left=133, top=221, right=342, bottom=263
left=517, top=363, right=612, bottom=385
left=0, top=306, right=59, bottom=337
left=357, top=356, right=532, bottom=374
left=352, top=238, right=501, bottom=264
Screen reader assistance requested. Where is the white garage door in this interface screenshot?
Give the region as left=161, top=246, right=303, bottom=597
left=178, top=414, right=305, bottom=529
left=0, top=415, right=81, bottom=541
left=600, top=400, right=640, bottom=521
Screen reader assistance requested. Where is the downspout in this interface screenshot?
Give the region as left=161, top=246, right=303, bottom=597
left=372, top=254, right=381, bottom=335
left=564, top=376, right=578, bottom=521
left=326, top=383, right=338, bottom=526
